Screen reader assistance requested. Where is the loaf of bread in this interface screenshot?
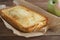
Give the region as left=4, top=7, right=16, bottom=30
left=0, top=6, right=47, bottom=32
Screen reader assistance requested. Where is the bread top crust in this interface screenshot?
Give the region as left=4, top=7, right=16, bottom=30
left=1, top=6, right=47, bottom=28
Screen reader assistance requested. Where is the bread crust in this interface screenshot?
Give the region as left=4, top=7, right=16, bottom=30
left=0, top=6, right=47, bottom=32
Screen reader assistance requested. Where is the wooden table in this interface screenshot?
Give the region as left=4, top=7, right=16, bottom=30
left=0, top=0, right=60, bottom=40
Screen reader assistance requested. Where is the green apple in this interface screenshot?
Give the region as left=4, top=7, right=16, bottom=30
left=48, top=0, right=60, bottom=16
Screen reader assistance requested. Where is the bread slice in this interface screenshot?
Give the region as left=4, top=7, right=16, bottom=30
left=0, top=6, right=47, bottom=32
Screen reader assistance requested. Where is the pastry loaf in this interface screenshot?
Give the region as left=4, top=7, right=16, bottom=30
left=0, top=6, right=47, bottom=32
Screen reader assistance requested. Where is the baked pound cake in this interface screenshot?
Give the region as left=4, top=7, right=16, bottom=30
left=0, top=6, right=47, bottom=32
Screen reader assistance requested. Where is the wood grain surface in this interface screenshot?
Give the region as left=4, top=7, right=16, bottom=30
left=25, top=0, right=48, bottom=10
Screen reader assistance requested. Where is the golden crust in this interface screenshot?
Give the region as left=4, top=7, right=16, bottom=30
left=0, top=6, right=47, bottom=32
